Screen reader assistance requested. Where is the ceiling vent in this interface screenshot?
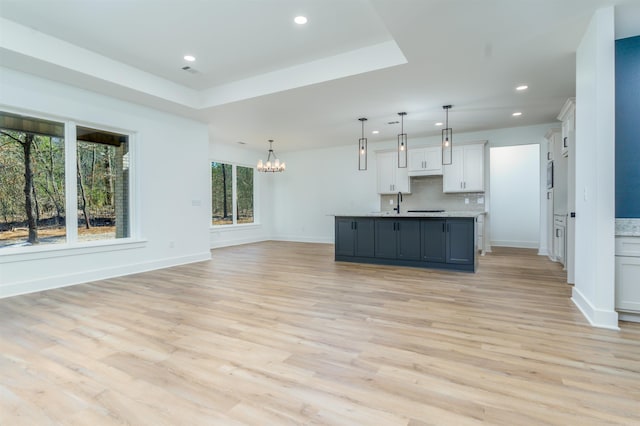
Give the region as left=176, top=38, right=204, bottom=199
left=181, top=66, right=199, bottom=74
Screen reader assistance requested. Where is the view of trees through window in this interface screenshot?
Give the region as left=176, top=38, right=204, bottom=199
left=211, top=162, right=254, bottom=225
left=0, top=111, right=130, bottom=249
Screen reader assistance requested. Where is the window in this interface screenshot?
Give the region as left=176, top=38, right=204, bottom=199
left=0, top=111, right=134, bottom=250
left=76, top=126, right=130, bottom=241
left=211, top=162, right=254, bottom=226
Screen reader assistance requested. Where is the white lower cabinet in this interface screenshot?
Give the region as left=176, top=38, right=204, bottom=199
left=616, top=236, right=640, bottom=321
left=553, top=215, right=566, bottom=267
left=377, top=151, right=410, bottom=194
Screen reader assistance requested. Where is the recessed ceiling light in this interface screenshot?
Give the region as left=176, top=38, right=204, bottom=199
left=512, top=112, right=523, bottom=117
left=237, top=141, right=246, bottom=145
left=372, top=130, right=379, bottom=134
left=294, top=16, right=307, bottom=25
left=516, top=85, right=528, bottom=91
left=184, top=55, right=196, bottom=62
left=435, top=122, right=444, bottom=126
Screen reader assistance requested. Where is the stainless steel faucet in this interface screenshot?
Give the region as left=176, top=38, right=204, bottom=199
left=394, top=192, right=403, bottom=214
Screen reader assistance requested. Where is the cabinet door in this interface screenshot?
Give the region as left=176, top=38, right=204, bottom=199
left=446, top=219, right=474, bottom=265
left=443, top=147, right=464, bottom=192
left=354, top=218, right=375, bottom=258
left=408, top=148, right=426, bottom=172
left=421, top=219, right=446, bottom=263
left=397, top=220, right=421, bottom=260
left=395, top=164, right=410, bottom=193
left=335, top=218, right=355, bottom=256
left=462, top=144, right=484, bottom=192
left=424, top=146, right=443, bottom=174
left=374, top=219, right=397, bottom=259
left=377, top=153, right=395, bottom=194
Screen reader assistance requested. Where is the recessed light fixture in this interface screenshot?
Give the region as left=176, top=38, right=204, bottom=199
left=512, top=112, right=523, bottom=117
left=372, top=130, right=379, bottom=134
left=184, top=55, right=196, bottom=62
left=294, top=16, right=307, bottom=25
left=516, top=85, right=528, bottom=91
left=435, top=122, right=444, bottom=126
left=237, top=141, right=246, bottom=145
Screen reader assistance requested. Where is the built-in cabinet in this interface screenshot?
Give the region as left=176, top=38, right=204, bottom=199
left=443, top=142, right=485, bottom=193
left=334, top=218, right=374, bottom=258
left=553, top=214, right=567, bottom=267
left=408, top=146, right=442, bottom=176
left=374, top=219, right=421, bottom=260
left=377, top=151, right=410, bottom=194
left=335, top=216, right=477, bottom=272
left=615, top=236, right=640, bottom=322
left=557, top=98, right=576, bottom=283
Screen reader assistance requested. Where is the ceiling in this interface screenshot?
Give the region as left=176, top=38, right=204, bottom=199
left=1, top=0, right=639, bottom=153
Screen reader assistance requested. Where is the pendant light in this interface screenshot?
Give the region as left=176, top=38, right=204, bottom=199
left=358, top=117, right=368, bottom=171
left=442, top=105, right=453, bottom=165
left=397, top=112, right=407, bottom=168
left=257, top=139, right=285, bottom=172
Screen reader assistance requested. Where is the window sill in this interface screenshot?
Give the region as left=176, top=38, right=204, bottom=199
left=210, top=223, right=261, bottom=231
left=0, top=238, right=147, bottom=264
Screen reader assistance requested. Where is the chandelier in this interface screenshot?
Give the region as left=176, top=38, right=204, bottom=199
left=257, top=139, right=286, bottom=172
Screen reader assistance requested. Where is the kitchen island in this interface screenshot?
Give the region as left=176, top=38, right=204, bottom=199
left=335, top=212, right=484, bottom=272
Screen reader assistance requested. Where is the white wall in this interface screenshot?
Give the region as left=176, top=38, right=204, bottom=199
left=270, top=123, right=552, bottom=244
left=0, top=67, right=211, bottom=297
left=572, top=7, right=618, bottom=329
left=490, top=144, right=540, bottom=248
left=209, top=142, right=273, bottom=248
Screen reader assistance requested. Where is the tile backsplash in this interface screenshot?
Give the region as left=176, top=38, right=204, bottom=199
left=380, top=175, right=485, bottom=212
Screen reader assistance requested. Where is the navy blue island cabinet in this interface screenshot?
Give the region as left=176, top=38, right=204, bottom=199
left=335, top=216, right=478, bottom=272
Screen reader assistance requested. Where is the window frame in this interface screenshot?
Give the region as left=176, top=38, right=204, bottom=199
left=0, top=106, right=141, bottom=258
left=210, top=160, right=257, bottom=228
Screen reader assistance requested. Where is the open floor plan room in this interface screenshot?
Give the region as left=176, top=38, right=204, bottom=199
left=2, top=242, right=639, bottom=425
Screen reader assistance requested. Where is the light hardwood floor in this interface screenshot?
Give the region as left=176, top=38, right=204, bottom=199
left=1, top=242, right=639, bottom=425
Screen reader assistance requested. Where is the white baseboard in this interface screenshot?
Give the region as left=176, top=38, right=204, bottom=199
left=618, top=311, right=640, bottom=323
left=270, top=235, right=334, bottom=244
left=538, top=248, right=550, bottom=256
left=571, top=287, right=619, bottom=330
left=491, top=240, right=539, bottom=249
left=210, top=236, right=269, bottom=249
left=0, top=251, right=211, bottom=299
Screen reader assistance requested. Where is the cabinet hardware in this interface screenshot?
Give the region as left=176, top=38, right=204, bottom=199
left=354, top=222, right=357, bottom=230
left=556, top=229, right=560, bottom=237
left=442, top=223, right=445, bottom=232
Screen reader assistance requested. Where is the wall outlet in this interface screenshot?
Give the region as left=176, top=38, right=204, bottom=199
left=478, top=197, right=485, bottom=204
left=169, top=241, right=175, bottom=248
left=389, top=199, right=394, bottom=205
left=465, top=198, right=469, bottom=204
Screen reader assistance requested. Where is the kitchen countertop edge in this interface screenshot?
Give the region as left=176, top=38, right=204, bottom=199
left=332, top=212, right=487, bottom=218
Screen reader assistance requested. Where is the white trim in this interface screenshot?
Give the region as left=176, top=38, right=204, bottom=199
left=538, top=248, right=550, bottom=256
left=571, top=286, right=620, bottom=330
left=0, top=238, right=147, bottom=263
left=490, top=240, right=539, bottom=249
left=0, top=251, right=211, bottom=299
left=270, top=235, right=334, bottom=244
left=618, top=312, right=640, bottom=323
left=210, top=236, right=269, bottom=249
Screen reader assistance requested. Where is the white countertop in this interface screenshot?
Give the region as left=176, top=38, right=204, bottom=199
left=334, top=211, right=486, bottom=218
left=616, top=218, right=640, bottom=237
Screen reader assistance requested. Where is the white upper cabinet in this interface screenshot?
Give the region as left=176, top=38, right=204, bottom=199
left=408, top=146, right=443, bottom=176
left=558, top=98, right=575, bottom=158
left=443, top=142, right=485, bottom=193
left=377, top=151, right=411, bottom=194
